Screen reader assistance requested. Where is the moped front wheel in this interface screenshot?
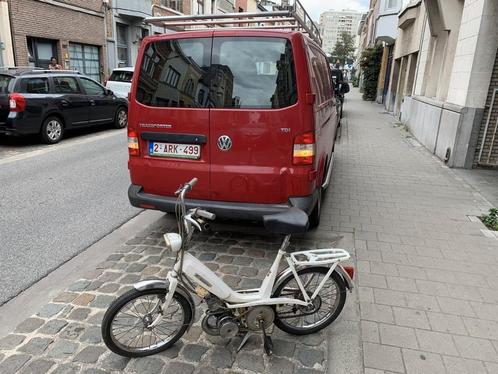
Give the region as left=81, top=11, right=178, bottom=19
left=273, top=267, right=346, bottom=335
left=101, top=288, right=192, bottom=357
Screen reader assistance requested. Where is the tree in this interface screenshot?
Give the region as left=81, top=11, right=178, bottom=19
left=331, top=32, right=355, bottom=66
left=359, top=45, right=383, bottom=101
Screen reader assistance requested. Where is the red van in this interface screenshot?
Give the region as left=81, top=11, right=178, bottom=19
left=127, top=29, right=338, bottom=227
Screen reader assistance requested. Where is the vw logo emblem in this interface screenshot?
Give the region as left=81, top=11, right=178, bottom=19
left=217, top=135, right=232, bottom=151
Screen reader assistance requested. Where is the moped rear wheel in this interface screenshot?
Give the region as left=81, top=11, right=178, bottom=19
left=101, top=288, right=192, bottom=357
left=273, top=267, right=346, bottom=335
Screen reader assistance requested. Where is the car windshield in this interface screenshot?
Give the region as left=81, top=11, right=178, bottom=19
left=0, top=74, right=13, bottom=93
left=109, top=71, right=133, bottom=82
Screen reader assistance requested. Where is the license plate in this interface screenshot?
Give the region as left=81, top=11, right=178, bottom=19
left=149, top=142, right=201, bottom=159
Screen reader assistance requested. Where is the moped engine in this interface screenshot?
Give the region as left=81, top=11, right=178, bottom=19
left=201, top=294, right=240, bottom=337
left=201, top=313, right=239, bottom=338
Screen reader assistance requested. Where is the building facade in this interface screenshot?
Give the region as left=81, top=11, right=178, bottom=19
left=319, top=9, right=364, bottom=55
left=389, top=0, right=498, bottom=169
left=6, top=0, right=106, bottom=81
left=0, top=0, right=14, bottom=67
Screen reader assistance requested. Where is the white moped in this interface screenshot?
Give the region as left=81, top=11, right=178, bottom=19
left=102, top=178, right=354, bottom=357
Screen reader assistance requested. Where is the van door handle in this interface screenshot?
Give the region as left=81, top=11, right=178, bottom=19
left=61, top=100, right=69, bottom=107
left=89, top=100, right=96, bottom=106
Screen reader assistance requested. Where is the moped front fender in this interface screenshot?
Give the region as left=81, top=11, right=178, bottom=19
left=134, top=279, right=196, bottom=326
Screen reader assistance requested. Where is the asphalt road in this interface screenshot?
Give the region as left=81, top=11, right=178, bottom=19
left=0, top=128, right=141, bottom=305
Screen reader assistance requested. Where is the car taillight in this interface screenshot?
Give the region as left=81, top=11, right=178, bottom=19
left=128, top=129, right=139, bottom=156
left=9, top=93, right=26, bottom=113
left=293, top=131, right=315, bottom=165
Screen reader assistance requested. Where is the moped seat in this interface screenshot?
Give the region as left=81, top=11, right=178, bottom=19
left=263, top=207, right=309, bottom=234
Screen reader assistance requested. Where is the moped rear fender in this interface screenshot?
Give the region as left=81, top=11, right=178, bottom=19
left=134, top=279, right=196, bottom=325
left=273, top=265, right=354, bottom=294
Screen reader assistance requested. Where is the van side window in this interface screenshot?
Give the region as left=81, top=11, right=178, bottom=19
left=308, top=44, right=332, bottom=105
left=212, top=37, right=297, bottom=109
left=136, top=38, right=212, bottom=108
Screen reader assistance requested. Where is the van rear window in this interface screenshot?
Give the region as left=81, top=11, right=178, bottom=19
left=136, top=37, right=297, bottom=109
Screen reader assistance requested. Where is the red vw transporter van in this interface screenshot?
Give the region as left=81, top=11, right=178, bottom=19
left=127, top=29, right=339, bottom=228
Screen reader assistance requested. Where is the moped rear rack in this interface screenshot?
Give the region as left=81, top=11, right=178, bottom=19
left=290, top=248, right=350, bottom=266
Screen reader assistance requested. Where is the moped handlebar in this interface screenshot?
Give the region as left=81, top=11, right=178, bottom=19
left=175, top=178, right=198, bottom=196
left=196, top=209, right=216, bottom=220
left=186, top=178, right=198, bottom=190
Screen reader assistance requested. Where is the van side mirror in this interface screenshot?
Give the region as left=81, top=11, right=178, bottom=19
left=105, top=89, right=113, bottom=96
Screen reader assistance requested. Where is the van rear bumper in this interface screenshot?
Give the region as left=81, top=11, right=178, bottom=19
left=128, top=184, right=318, bottom=221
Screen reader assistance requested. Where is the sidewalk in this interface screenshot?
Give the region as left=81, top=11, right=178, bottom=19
left=329, top=89, right=498, bottom=373
left=1, top=88, right=498, bottom=374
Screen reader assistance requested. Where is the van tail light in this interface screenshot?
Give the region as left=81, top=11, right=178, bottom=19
left=128, top=129, right=140, bottom=156
left=293, top=131, right=315, bottom=165
left=9, top=93, right=26, bottom=113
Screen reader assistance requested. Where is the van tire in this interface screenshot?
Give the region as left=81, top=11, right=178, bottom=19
left=309, top=188, right=322, bottom=229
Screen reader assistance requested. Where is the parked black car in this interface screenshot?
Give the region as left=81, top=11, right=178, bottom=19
left=0, top=68, right=128, bottom=143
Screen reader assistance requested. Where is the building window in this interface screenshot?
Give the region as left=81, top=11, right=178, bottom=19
left=160, top=0, right=183, bottom=13
left=116, top=23, right=129, bottom=67
left=196, top=0, right=204, bottom=14
left=27, top=37, right=57, bottom=68
left=162, top=66, right=180, bottom=87
left=68, top=43, right=101, bottom=82
left=386, top=0, right=399, bottom=9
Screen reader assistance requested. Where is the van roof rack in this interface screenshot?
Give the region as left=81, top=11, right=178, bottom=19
left=145, top=0, right=322, bottom=46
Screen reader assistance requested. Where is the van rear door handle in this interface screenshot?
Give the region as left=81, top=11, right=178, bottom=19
left=89, top=100, right=96, bottom=106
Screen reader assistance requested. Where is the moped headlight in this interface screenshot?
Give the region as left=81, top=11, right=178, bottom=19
left=163, top=233, right=182, bottom=252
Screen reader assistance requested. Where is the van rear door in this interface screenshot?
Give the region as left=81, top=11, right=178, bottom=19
left=130, top=36, right=213, bottom=200
left=208, top=35, right=304, bottom=204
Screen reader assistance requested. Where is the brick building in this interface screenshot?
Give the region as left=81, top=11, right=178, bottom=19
left=7, top=0, right=106, bottom=82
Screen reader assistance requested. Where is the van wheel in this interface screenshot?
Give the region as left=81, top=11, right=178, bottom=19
left=41, top=116, right=64, bottom=144
left=114, top=107, right=128, bottom=129
left=309, top=188, right=322, bottom=229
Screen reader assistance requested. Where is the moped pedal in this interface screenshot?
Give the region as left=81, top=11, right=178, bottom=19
left=263, top=334, right=273, bottom=356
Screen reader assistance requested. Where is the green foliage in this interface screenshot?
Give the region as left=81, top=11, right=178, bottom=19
left=359, top=45, right=383, bottom=101
left=481, top=208, right=498, bottom=231
left=331, top=32, right=355, bottom=66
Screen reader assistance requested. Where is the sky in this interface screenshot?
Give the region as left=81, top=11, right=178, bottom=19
left=298, top=0, right=370, bottom=21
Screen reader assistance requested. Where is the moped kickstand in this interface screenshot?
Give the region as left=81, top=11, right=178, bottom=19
left=236, top=325, right=273, bottom=356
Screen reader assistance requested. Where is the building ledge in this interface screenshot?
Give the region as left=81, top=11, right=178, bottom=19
left=412, top=95, right=465, bottom=113
left=399, top=0, right=421, bottom=29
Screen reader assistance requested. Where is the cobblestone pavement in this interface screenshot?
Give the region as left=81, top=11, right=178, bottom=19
left=0, top=223, right=354, bottom=374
